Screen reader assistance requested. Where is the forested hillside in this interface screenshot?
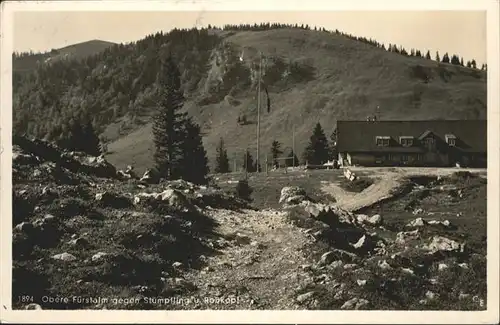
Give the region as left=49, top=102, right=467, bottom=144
left=12, top=24, right=487, bottom=173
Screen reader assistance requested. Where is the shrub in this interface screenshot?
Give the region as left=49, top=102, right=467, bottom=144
left=235, top=179, right=253, bottom=201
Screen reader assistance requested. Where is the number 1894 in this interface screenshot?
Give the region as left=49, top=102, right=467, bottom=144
left=18, top=296, right=34, bottom=303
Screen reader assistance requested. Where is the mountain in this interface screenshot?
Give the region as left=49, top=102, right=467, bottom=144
left=13, top=40, right=116, bottom=73
left=12, top=26, right=487, bottom=174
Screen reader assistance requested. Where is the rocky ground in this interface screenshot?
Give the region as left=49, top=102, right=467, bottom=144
left=12, top=136, right=487, bottom=310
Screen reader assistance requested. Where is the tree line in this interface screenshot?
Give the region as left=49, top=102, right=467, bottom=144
left=208, top=23, right=486, bottom=71
left=214, top=122, right=337, bottom=173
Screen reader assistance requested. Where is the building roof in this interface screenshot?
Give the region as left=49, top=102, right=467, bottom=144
left=336, top=120, right=487, bottom=153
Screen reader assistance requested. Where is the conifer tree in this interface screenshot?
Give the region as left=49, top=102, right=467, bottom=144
left=179, top=117, right=209, bottom=184
left=285, top=150, right=299, bottom=167
left=82, top=118, right=101, bottom=156
left=242, top=149, right=256, bottom=172
left=435, top=51, right=440, bottom=62
left=270, top=140, right=283, bottom=168
left=442, top=53, right=450, bottom=63
left=67, top=118, right=85, bottom=152
left=329, top=128, right=338, bottom=160
left=425, top=50, right=431, bottom=60
left=303, top=122, right=329, bottom=165
left=215, top=137, right=230, bottom=173
left=152, top=54, right=188, bottom=180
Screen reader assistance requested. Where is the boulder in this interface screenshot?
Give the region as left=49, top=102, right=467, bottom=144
left=69, top=237, right=89, bottom=248
left=320, top=249, right=358, bottom=265
left=356, top=213, right=383, bottom=226
left=279, top=186, right=308, bottom=205
left=95, top=191, right=131, bottom=209
left=296, top=291, right=315, bottom=304
left=91, top=252, right=109, bottom=262
left=83, top=155, right=117, bottom=178
left=14, top=222, right=34, bottom=233
left=351, top=234, right=377, bottom=253
left=406, top=217, right=426, bottom=227
left=377, top=259, right=392, bottom=270
left=319, top=251, right=336, bottom=266
left=356, top=214, right=369, bottom=224
left=341, top=298, right=370, bottom=310
left=52, top=252, right=77, bottom=262
left=25, top=303, right=43, bottom=310
left=427, top=220, right=451, bottom=227
left=395, top=229, right=420, bottom=245
left=159, top=188, right=191, bottom=211
left=424, top=236, right=465, bottom=254
left=368, top=214, right=383, bottom=225
left=235, top=233, right=251, bottom=245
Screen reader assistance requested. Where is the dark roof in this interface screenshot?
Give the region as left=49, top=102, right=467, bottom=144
left=336, top=120, right=487, bottom=153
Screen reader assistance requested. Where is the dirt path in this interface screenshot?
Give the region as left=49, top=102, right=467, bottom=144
left=182, top=208, right=315, bottom=309
left=320, top=167, right=487, bottom=212
left=321, top=170, right=404, bottom=212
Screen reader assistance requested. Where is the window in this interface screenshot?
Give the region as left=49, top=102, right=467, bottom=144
left=445, top=134, right=457, bottom=146
left=376, top=136, right=390, bottom=147
left=424, top=137, right=434, bottom=147
left=400, top=136, right=414, bottom=147
left=401, top=155, right=409, bottom=162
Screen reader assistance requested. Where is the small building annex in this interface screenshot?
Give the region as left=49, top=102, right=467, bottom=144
left=336, top=120, right=487, bottom=167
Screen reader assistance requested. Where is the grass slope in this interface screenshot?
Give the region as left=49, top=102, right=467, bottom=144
left=102, top=29, right=484, bottom=174
left=13, top=40, right=116, bottom=73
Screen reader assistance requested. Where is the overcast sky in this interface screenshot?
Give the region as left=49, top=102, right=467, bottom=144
left=13, top=10, right=486, bottom=64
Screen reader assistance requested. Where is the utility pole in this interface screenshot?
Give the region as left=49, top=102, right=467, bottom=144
left=292, top=124, right=295, bottom=167
left=256, top=51, right=262, bottom=173
left=244, top=149, right=248, bottom=180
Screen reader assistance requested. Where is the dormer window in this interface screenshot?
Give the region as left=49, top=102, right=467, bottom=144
left=424, top=137, right=434, bottom=146
left=399, top=136, right=414, bottom=147
left=445, top=134, right=456, bottom=146
left=376, top=136, right=390, bottom=147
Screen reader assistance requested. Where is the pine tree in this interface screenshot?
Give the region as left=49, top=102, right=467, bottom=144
left=285, top=150, right=299, bottom=167
left=179, top=117, right=209, bottom=184
left=152, top=54, right=188, bottom=180
left=303, top=122, right=329, bottom=165
left=81, top=118, right=101, bottom=156
left=215, top=137, right=230, bottom=173
left=442, top=53, right=450, bottom=63
left=435, top=51, right=440, bottom=62
left=242, top=150, right=256, bottom=172
left=235, top=179, right=253, bottom=201
left=425, top=50, right=431, bottom=60
left=270, top=140, right=283, bottom=168
left=450, top=54, right=460, bottom=65
left=67, top=118, right=85, bottom=152
left=471, top=59, right=477, bottom=69
left=329, top=128, right=338, bottom=160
